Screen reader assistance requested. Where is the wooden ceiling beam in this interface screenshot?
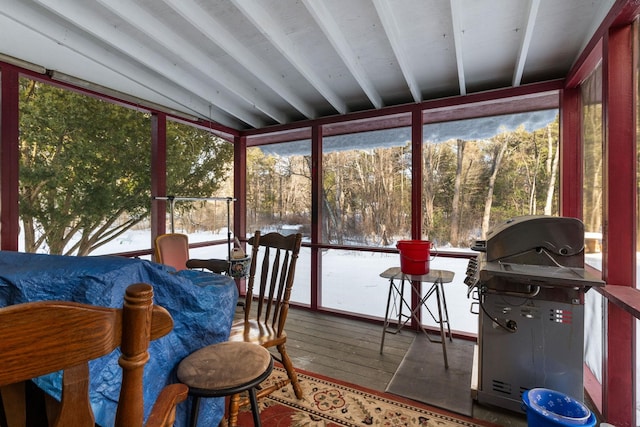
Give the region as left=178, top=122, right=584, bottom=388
left=230, top=0, right=348, bottom=115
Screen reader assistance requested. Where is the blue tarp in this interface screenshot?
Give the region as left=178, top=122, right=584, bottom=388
left=0, top=251, right=239, bottom=427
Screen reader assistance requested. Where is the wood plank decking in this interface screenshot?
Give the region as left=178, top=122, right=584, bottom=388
left=257, top=306, right=528, bottom=426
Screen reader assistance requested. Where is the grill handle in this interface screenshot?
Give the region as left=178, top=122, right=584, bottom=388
left=484, top=285, right=541, bottom=298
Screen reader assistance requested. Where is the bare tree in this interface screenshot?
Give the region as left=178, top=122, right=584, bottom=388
left=423, top=144, right=439, bottom=232
left=450, top=140, right=465, bottom=244
left=481, top=136, right=509, bottom=238
left=544, top=124, right=560, bottom=215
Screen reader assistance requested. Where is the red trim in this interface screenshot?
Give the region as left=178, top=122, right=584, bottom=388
left=310, top=125, right=322, bottom=310
left=411, top=110, right=423, bottom=240
left=423, top=91, right=558, bottom=124
left=233, top=135, right=247, bottom=297
left=604, top=26, right=635, bottom=290
left=559, top=87, right=582, bottom=217
left=170, top=116, right=238, bottom=142
left=246, top=127, right=312, bottom=146
left=602, top=24, right=635, bottom=426
left=410, top=110, right=424, bottom=326
left=611, top=0, right=640, bottom=28
left=600, top=285, right=640, bottom=319
left=233, top=135, right=247, bottom=239
left=605, top=304, right=635, bottom=425
left=151, top=113, right=167, bottom=251
left=566, top=39, right=603, bottom=88
left=584, top=363, right=603, bottom=417
left=323, top=112, right=412, bottom=136
left=0, top=65, right=20, bottom=251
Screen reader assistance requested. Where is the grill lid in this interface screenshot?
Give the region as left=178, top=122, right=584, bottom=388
left=483, top=215, right=584, bottom=263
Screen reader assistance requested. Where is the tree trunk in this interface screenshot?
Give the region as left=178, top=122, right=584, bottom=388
left=481, top=139, right=508, bottom=238
left=450, top=140, right=465, bottom=245
left=22, top=216, right=35, bottom=253
left=544, top=125, right=559, bottom=215
left=423, top=145, right=435, bottom=232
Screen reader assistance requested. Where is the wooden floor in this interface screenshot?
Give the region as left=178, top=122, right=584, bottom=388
left=267, top=306, right=528, bottom=426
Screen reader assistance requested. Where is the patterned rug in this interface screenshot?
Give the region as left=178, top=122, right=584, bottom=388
left=236, top=366, right=496, bottom=426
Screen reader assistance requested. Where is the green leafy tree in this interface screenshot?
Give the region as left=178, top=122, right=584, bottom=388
left=19, top=78, right=233, bottom=255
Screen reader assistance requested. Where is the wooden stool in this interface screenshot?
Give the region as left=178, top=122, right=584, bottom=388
left=177, top=341, right=273, bottom=427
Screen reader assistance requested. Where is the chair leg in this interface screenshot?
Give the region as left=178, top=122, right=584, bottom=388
left=248, top=388, right=262, bottom=427
left=218, top=396, right=230, bottom=427
left=227, top=393, right=241, bottom=427
left=189, top=396, right=201, bottom=427
left=277, top=343, right=302, bottom=399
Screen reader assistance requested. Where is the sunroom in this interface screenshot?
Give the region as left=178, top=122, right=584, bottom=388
left=0, top=1, right=639, bottom=426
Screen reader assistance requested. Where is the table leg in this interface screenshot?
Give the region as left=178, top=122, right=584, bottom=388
left=415, top=283, right=438, bottom=343
left=381, top=278, right=417, bottom=353
left=439, top=281, right=452, bottom=341
left=398, top=278, right=405, bottom=328
left=380, top=278, right=395, bottom=353
left=435, top=284, right=449, bottom=369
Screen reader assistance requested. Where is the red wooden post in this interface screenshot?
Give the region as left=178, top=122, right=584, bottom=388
left=0, top=65, right=20, bottom=251
left=151, top=112, right=167, bottom=252
left=603, top=23, right=635, bottom=426
left=311, top=124, right=322, bottom=310
left=559, top=87, right=582, bottom=218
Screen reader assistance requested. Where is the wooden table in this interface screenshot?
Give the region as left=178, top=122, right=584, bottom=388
left=379, top=267, right=454, bottom=368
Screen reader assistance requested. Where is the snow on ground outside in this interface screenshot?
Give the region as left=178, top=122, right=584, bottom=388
left=81, top=229, right=481, bottom=334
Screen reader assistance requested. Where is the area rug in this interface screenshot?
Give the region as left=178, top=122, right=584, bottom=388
left=385, top=335, right=475, bottom=417
left=236, top=365, right=493, bottom=426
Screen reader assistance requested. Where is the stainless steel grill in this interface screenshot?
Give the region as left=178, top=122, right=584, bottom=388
left=465, top=215, right=604, bottom=413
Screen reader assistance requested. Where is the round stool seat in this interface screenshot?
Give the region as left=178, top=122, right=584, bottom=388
left=177, top=341, right=273, bottom=426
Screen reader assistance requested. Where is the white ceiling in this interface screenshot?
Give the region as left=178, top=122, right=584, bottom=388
left=0, top=0, right=614, bottom=131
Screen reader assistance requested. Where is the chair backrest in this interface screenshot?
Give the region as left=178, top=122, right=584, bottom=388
left=154, top=233, right=190, bottom=271
left=0, top=283, right=183, bottom=427
left=243, top=231, right=302, bottom=336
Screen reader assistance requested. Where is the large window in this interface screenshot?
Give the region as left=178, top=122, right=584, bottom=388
left=320, top=123, right=412, bottom=316
left=162, top=120, right=234, bottom=260
left=246, top=139, right=312, bottom=305
left=322, top=125, right=412, bottom=245
left=422, top=110, right=560, bottom=246
left=246, top=140, right=311, bottom=235
left=315, top=111, right=560, bottom=325
left=18, top=78, right=235, bottom=258
left=18, top=78, right=151, bottom=256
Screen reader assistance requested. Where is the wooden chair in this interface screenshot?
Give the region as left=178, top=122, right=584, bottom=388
left=0, top=283, right=188, bottom=427
left=226, top=231, right=303, bottom=423
left=154, top=233, right=229, bottom=274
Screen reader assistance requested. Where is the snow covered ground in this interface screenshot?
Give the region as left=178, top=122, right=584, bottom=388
left=27, top=228, right=606, bottom=342
left=78, top=229, right=481, bottom=334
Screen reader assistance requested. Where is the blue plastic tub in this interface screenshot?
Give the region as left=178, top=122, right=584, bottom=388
left=522, top=388, right=596, bottom=427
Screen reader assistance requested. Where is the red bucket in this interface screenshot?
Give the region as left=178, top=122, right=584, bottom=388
left=396, top=240, right=432, bottom=274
